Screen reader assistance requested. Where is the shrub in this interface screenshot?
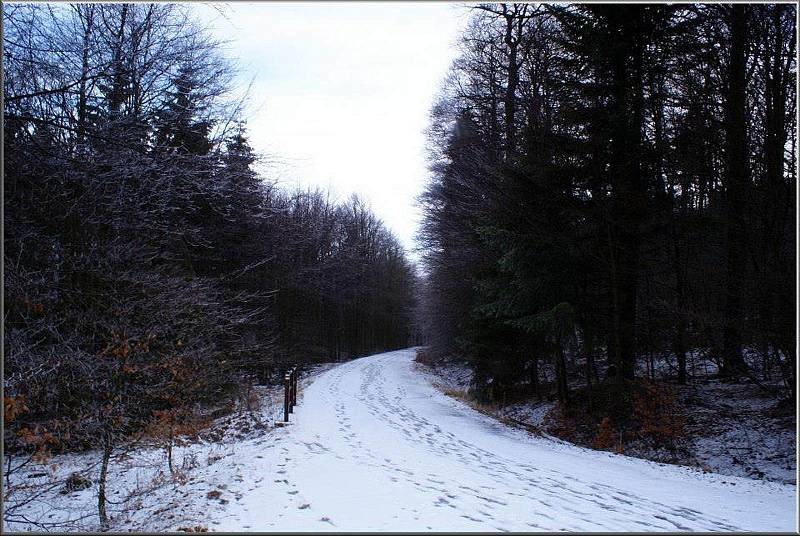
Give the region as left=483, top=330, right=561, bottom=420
left=592, top=417, right=616, bottom=450
left=414, top=349, right=436, bottom=366
left=545, top=402, right=577, bottom=442
left=633, top=383, right=685, bottom=447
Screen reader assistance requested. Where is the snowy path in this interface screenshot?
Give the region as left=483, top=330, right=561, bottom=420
left=213, top=349, right=796, bottom=532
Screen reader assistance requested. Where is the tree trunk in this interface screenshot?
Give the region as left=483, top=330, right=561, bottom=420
left=760, top=5, right=793, bottom=384
left=555, top=343, right=569, bottom=403
left=530, top=354, right=540, bottom=400
left=76, top=5, right=94, bottom=146
left=720, top=4, right=750, bottom=378
left=167, top=428, right=174, bottom=475
left=671, top=219, right=689, bottom=384
left=108, top=4, right=129, bottom=120
left=585, top=330, right=595, bottom=412
left=503, top=8, right=519, bottom=158
left=98, top=434, right=113, bottom=530
left=608, top=7, right=646, bottom=383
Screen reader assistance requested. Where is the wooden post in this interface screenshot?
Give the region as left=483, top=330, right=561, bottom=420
left=288, top=369, right=294, bottom=414
left=283, top=372, right=290, bottom=422
left=292, top=366, right=298, bottom=407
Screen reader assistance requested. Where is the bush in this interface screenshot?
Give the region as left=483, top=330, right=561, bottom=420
left=414, top=349, right=436, bottom=366
left=61, top=473, right=92, bottom=494
left=545, top=402, right=577, bottom=442
left=592, top=417, right=616, bottom=450
left=633, top=382, right=685, bottom=447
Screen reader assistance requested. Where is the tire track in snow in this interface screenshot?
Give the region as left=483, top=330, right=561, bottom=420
left=350, top=355, right=736, bottom=531
left=221, top=349, right=795, bottom=532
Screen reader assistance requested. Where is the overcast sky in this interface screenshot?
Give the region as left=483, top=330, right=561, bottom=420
left=199, top=2, right=468, bottom=259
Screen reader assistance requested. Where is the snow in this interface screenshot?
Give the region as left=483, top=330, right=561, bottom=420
left=5, top=349, right=797, bottom=532
left=420, top=354, right=797, bottom=485
left=685, top=380, right=796, bottom=484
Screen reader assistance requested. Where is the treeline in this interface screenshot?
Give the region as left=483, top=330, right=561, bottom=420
left=419, top=3, right=796, bottom=409
left=3, top=2, right=414, bottom=516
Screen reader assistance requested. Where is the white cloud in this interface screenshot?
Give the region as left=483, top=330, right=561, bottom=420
left=198, top=2, right=466, bottom=260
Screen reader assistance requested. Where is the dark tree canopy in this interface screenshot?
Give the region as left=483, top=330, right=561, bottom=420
left=418, top=3, right=796, bottom=408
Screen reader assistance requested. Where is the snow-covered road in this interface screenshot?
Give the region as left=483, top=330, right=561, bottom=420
left=213, top=348, right=796, bottom=532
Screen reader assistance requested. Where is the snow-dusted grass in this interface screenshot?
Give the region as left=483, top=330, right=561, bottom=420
left=683, top=380, right=796, bottom=484
left=3, top=363, right=337, bottom=532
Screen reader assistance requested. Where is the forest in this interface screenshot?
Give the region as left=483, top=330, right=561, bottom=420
left=3, top=3, right=415, bottom=523
left=2, top=1, right=798, bottom=532
left=418, top=3, right=796, bottom=425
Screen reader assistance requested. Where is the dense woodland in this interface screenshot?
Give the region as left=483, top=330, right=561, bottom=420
left=3, top=3, right=414, bottom=524
left=2, top=1, right=798, bottom=529
left=418, top=3, right=796, bottom=416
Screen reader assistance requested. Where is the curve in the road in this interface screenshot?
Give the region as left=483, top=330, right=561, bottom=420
left=217, top=349, right=796, bottom=532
